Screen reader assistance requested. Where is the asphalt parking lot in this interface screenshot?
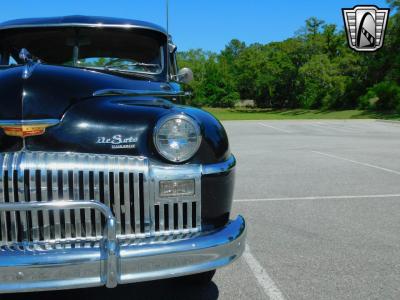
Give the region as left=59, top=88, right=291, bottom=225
left=5, top=120, right=400, bottom=300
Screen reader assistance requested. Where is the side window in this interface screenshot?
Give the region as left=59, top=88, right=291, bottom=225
left=0, top=53, right=17, bottom=66
left=9, top=56, right=17, bottom=65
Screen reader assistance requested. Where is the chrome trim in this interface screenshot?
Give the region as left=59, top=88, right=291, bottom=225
left=40, top=153, right=51, bottom=241
left=0, top=200, right=118, bottom=288
left=28, top=152, right=40, bottom=244
left=0, top=151, right=205, bottom=245
left=0, top=119, right=60, bottom=126
left=133, top=173, right=141, bottom=234
left=0, top=151, right=235, bottom=246
left=93, top=160, right=102, bottom=237
left=9, top=153, right=18, bottom=242
left=121, top=216, right=245, bottom=282
left=19, top=48, right=31, bottom=62
left=62, top=166, right=72, bottom=240
left=202, top=154, right=236, bottom=175
left=0, top=23, right=167, bottom=36
left=105, top=217, right=118, bottom=288
left=0, top=153, right=242, bottom=293
left=51, top=157, right=62, bottom=242
left=19, top=48, right=41, bottom=79
left=93, top=89, right=186, bottom=97
left=149, top=162, right=202, bottom=235
left=153, top=114, right=202, bottom=163
left=123, top=168, right=131, bottom=235
left=0, top=200, right=114, bottom=231
left=0, top=155, right=7, bottom=245
left=72, top=159, right=82, bottom=239
left=0, top=206, right=245, bottom=293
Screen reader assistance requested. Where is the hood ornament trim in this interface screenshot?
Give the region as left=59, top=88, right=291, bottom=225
left=19, top=48, right=41, bottom=79
left=0, top=119, right=59, bottom=138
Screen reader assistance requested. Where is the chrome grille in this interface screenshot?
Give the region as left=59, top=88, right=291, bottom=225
left=0, top=152, right=201, bottom=246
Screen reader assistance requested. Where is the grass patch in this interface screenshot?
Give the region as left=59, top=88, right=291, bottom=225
left=203, top=108, right=400, bottom=121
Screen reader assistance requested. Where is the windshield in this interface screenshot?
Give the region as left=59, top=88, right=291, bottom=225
left=0, top=27, right=166, bottom=75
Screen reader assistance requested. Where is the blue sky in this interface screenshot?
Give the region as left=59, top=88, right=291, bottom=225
left=0, top=0, right=390, bottom=52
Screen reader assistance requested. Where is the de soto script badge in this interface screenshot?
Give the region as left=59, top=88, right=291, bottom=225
left=96, top=135, right=138, bottom=149
left=342, top=5, right=390, bottom=52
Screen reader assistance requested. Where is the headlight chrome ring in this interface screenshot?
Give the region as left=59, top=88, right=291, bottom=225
left=153, top=114, right=202, bottom=162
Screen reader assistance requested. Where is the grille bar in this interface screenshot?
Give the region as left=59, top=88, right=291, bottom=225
left=113, top=162, right=121, bottom=233
left=62, top=168, right=72, bottom=240
left=28, top=153, right=39, bottom=243
left=83, top=170, right=91, bottom=237
left=40, top=154, right=51, bottom=241
left=142, top=173, right=151, bottom=234
left=151, top=201, right=200, bottom=235
left=0, top=155, right=7, bottom=244
left=187, top=202, right=192, bottom=230
left=123, top=170, right=131, bottom=235
left=51, top=165, right=62, bottom=241
left=72, top=167, right=81, bottom=239
left=133, top=173, right=141, bottom=233
left=93, top=168, right=101, bottom=238
left=17, top=153, right=28, bottom=242
left=0, top=151, right=201, bottom=246
left=9, top=153, right=18, bottom=242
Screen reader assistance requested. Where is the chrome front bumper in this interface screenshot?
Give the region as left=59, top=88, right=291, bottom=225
left=0, top=200, right=246, bottom=294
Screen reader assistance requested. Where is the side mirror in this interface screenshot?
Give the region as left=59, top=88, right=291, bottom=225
left=169, top=43, right=177, bottom=54
left=176, top=67, right=194, bottom=84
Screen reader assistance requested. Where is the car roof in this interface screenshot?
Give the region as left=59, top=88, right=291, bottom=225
left=0, top=15, right=167, bottom=35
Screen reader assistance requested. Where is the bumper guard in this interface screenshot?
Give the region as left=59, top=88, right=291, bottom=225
left=0, top=200, right=246, bottom=293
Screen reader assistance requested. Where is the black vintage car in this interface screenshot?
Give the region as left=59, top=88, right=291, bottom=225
left=0, top=16, right=246, bottom=293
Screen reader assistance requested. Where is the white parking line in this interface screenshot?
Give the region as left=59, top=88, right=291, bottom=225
left=243, top=244, right=286, bottom=300
left=258, top=123, right=292, bottom=133
left=235, top=194, right=400, bottom=203
left=309, top=122, right=352, bottom=133
left=312, top=151, right=400, bottom=176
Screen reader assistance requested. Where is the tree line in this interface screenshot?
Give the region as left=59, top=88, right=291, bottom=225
left=177, top=0, right=400, bottom=113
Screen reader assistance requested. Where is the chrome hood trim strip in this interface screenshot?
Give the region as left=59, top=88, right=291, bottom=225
left=93, top=89, right=186, bottom=98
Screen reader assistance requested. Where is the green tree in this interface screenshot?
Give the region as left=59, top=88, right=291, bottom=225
left=176, top=3, right=400, bottom=112
left=177, top=49, right=210, bottom=106
left=297, top=54, right=348, bottom=109
left=306, top=17, right=325, bottom=37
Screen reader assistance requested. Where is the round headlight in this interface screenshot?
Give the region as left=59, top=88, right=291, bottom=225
left=154, top=114, right=201, bottom=162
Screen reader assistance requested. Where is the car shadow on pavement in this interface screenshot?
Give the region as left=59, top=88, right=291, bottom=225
left=2, top=278, right=219, bottom=300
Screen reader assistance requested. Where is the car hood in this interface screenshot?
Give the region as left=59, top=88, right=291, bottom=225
left=0, top=64, right=170, bottom=120
left=0, top=64, right=230, bottom=164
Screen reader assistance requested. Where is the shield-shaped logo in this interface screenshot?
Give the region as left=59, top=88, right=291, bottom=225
left=342, top=5, right=390, bottom=52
